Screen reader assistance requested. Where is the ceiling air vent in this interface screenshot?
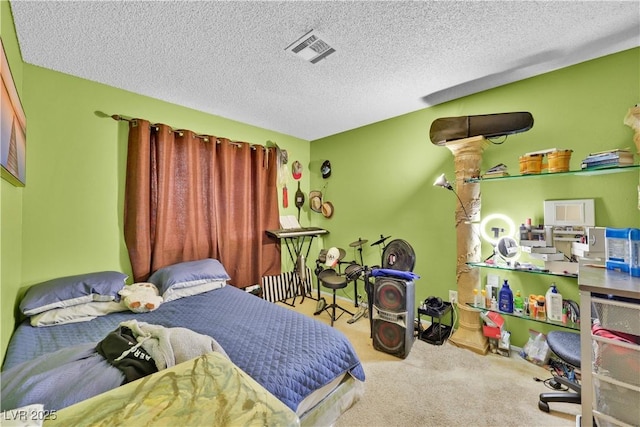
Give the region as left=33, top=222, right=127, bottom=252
left=285, top=30, right=335, bottom=64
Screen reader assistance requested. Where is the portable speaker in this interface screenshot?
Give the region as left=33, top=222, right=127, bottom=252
left=372, top=277, right=415, bottom=359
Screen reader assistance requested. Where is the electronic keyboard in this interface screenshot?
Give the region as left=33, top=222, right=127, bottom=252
left=266, top=227, right=329, bottom=239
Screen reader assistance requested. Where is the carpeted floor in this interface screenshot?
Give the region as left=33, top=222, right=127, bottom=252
left=278, top=292, right=581, bottom=427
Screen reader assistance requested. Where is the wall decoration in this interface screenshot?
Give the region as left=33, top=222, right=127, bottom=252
left=1, top=38, right=26, bottom=186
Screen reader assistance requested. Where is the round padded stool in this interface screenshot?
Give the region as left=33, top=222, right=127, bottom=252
left=318, top=269, right=353, bottom=326
left=546, top=330, right=581, bottom=368
left=538, top=330, right=581, bottom=413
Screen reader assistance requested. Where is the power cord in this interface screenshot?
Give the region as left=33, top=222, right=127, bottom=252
left=533, top=376, right=569, bottom=392
left=487, top=135, right=508, bottom=145
left=449, top=300, right=458, bottom=335
left=533, top=359, right=580, bottom=392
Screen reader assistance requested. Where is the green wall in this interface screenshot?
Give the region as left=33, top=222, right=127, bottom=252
left=310, top=47, right=640, bottom=346
left=1, top=0, right=638, bottom=362
left=1, top=0, right=25, bottom=366
left=18, top=63, right=309, bottom=286
left=0, top=1, right=309, bottom=363
left=1, top=64, right=309, bottom=362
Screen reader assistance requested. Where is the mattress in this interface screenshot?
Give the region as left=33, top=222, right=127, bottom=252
left=2, top=285, right=365, bottom=414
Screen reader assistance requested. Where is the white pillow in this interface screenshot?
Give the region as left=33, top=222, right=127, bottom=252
left=29, top=301, right=127, bottom=327
left=148, top=259, right=231, bottom=301
left=20, top=271, right=128, bottom=316
left=163, top=280, right=227, bottom=303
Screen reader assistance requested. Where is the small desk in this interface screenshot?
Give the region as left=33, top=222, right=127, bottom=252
left=578, top=264, right=640, bottom=427
left=266, top=227, right=328, bottom=306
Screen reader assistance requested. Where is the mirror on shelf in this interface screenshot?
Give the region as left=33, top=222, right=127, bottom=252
left=496, top=236, right=520, bottom=266
left=497, top=236, right=519, bottom=258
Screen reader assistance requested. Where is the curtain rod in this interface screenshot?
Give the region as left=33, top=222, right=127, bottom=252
left=111, top=114, right=267, bottom=151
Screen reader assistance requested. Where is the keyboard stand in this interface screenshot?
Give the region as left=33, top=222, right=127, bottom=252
left=266, top=227, right=329, bottom=306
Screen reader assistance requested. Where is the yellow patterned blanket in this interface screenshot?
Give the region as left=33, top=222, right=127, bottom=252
left=44, top=352, right=299, bottom=427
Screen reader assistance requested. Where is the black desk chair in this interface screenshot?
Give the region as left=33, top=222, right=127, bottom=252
left=538, top=330, right=582, bottom=412
left=316, top=268, right=354, bottom=326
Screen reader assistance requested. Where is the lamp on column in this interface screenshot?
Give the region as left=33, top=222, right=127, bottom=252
left=434, top=173, right=453, bottom=190
left=434, top=173, right=471, bottom=222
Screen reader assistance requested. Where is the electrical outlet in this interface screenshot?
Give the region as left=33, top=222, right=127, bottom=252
left=449, top=290, right=458, bottom=304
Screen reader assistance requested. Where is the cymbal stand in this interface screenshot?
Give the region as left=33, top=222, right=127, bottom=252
left=370, top=234, right=391, bottom=267
left=352, top=266, right=373, bottom=336
left=349, top=237, right=367, bottom=266
left=347, top=237, right=368, bottom=308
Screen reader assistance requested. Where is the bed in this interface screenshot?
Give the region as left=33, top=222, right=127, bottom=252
left=1, top=260, right=365, bottom=426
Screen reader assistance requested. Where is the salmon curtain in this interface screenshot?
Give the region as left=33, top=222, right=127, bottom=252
left=123, top=119, right=281, bottom=287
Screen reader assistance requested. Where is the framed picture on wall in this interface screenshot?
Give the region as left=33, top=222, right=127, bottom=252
left=1, top=38, right=26, bottom=187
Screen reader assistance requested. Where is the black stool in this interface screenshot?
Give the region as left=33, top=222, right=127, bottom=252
left=318, top=269, right=354, bottom=326
left=538, top=330, right=581, bottom=412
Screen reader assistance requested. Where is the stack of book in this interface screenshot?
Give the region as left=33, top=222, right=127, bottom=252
left=482, top=163, right=509, bottom=178
left=581, top=149, right=634, bottom=170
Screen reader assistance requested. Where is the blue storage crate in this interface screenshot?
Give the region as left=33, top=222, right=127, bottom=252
left=605, top=228, right=631, bottom=273
left=630, top=228, right=640, bottom=277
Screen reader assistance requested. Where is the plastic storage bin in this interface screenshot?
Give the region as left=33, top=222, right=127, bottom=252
left=592, top=336, right=640, bottom=388
left=605, top=228, right=631, bottom=273
left=593, top=377, right=640, bottom=427
left=630, top=228, right=640, bottom=278
left=592, top=297, right=640, bottom=336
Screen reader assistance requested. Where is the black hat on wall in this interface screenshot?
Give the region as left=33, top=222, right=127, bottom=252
left=321, top=160, right=331, bottom=179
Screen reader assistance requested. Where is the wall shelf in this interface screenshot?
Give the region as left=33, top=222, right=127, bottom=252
left=466, top=262, right=578, bottom=279
left=466, top=159, right=639, bottom=426
left=466, top=303, right=580, bottom=330
left=465, top=164, right=640, bottom=183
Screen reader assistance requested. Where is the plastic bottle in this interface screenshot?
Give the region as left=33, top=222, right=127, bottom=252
left=536, top=295, right=546, bottom=320
left=490, top=296, right=498, bottom=311
left=529, top=294, right=538, bottom=318
left=485, top=284, right=494, bottom=308
left=514, top=290, right=524, bottom=316
left=498, top=280, right=514, bottom=313
left=545, top=283, right=563, bottom=321
left=480, top=289, right=487, bottom=308
left=473, top=288, right=482, bottom=307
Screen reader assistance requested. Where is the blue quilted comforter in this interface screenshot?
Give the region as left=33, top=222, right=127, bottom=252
left=2, top=286, right=365, bottom=412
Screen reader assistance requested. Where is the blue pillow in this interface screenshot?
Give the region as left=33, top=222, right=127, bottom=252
left=148, top=259, right=231, bottom=296
left=20, top=271, right=128, bottom=316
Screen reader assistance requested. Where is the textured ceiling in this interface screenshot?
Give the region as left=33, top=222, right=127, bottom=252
left=9, top=1, right=640, bottom=141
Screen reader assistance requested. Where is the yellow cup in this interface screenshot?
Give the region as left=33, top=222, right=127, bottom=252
left=519, top=154, right=542, bottom=174
left=548, top=150, right=572, bottom=173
